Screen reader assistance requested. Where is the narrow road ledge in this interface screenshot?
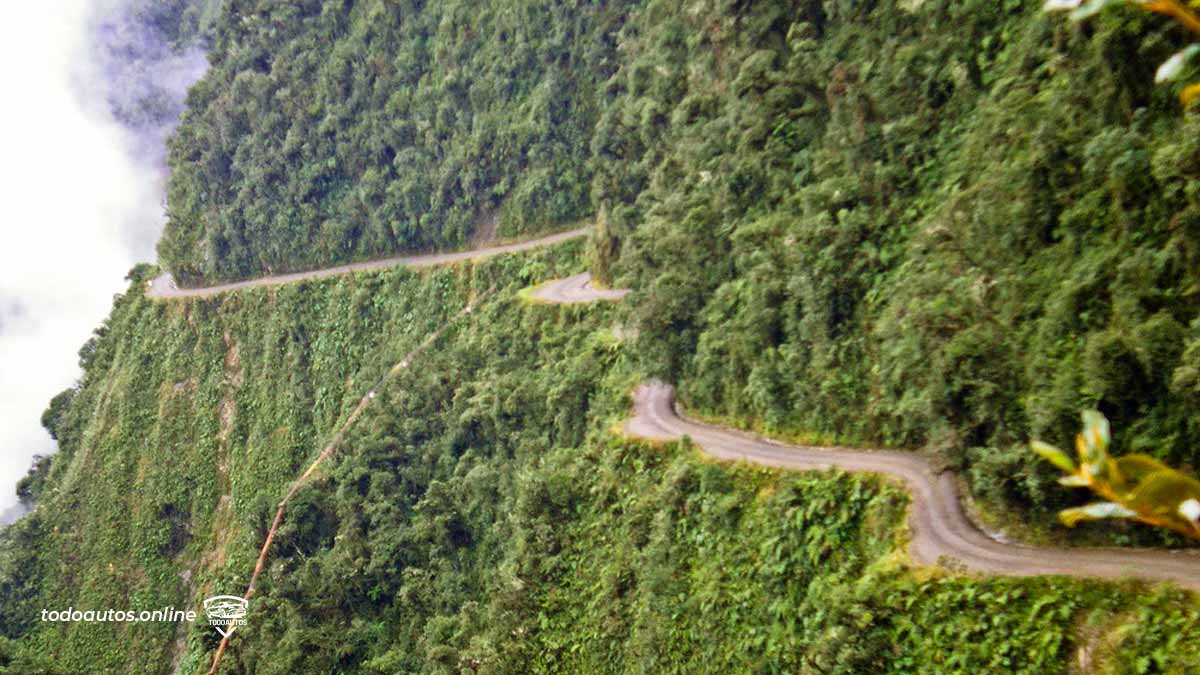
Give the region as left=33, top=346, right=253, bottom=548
left=624, top=380, right=1200, bottom=592
left=147, top=227, right=592, bottom=299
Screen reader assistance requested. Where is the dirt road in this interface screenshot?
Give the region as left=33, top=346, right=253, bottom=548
left=147, top=227, right=591, bottom=299
left=529, top=272, right=630, bottom=304
left=625, top=381, right=1200, bottom=591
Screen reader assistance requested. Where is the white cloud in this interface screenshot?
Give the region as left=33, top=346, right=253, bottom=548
left=0, top=2, right=177, bottom=515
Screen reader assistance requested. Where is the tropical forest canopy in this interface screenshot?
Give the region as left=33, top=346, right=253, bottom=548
left=159, top=0, right=628, bottom=285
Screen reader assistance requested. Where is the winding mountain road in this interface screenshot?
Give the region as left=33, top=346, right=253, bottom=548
left=526, top=274, right=1200, bottom=589
left=133, top=215, right=1200, bottom=673
left=624, top=381, right=1200, bottom=591
left=529, top=272, right=630, bottom=304
left=145, top=224, right=1200, bottom=595
left=147, top=227, right=591, bottom=299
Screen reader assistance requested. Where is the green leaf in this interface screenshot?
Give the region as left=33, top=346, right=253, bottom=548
left=1080, top=410, right=1110, bottom=450
left=1031, top=440, right=1077, bottom=473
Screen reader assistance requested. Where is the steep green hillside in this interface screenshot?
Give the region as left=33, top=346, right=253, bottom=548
left=2, top=247, right=1198, bottom=674
left=593, top=0, right=1200, bottom=540
left=160, top=0, right=632, bottom=285
left=7, top=0, right=1200, bottom=672
left=156, top=0, right=1200, bottom=538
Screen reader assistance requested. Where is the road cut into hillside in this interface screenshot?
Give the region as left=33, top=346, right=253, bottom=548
left=625, top=380, right=1200, bottom=592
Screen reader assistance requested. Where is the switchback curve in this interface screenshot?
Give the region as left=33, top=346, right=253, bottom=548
left=529, top=272, right=630, bottom=304
left=625, top=381, right=1200, bottom=591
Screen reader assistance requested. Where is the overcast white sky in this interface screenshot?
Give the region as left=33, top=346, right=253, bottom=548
left=0, top=3, right=168, bottom=515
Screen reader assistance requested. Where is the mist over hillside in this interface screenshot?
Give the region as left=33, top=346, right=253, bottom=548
left=82, top=0, right=212, bottom=172
left=0, top=1, right=213, bottom=526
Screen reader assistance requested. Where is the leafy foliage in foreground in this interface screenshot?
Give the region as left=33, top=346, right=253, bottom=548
left=2, top=247, right=1199, bottom=673
left=1046, top=0, right=1200, bottom=106
left=1032, top=409, right=1200, bottom=538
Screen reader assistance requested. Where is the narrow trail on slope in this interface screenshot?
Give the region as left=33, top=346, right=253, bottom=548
left=624, top=381, right=1200, bottom=591
left=529, top=272, right=630, bottom=304
left=148, top=227, right=591, bottom=299
left=206, top=287, right=494, bottom=675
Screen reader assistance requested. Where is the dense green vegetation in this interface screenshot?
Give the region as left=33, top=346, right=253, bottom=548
left=156, top=0, right=1200, bottom=538
left=7, top=0, right=1200, bottom=671
left=590, top=0, right=1200, bottom=541
left=2, top=248, right=1198, bottom=673
left=160, top=0, right=631, bottom=285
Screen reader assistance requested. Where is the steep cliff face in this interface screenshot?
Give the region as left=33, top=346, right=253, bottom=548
left=5, top=0, right=1200, bottom=672
left=4, top=248, right=1197, bottom=673
left=0, top=246, right=590, bottom=671
left=591, top=0, right=1200, bottom=537
left=158, top=0, right=1200, bottom=535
